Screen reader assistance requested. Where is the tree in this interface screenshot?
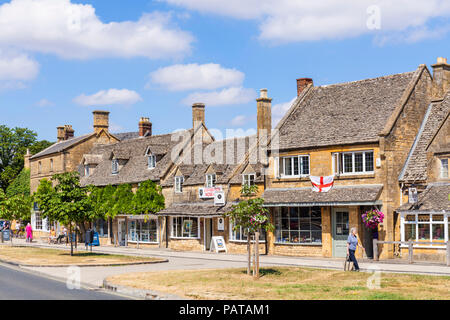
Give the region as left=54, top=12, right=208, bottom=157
left=224, top=185, right=274, bottom=279
left=33, top=172, right=91, bottom=256
left=0, top=124, right=53, bottom=191
left=6, top=168, right=30, bottom=198
left=132, top=180, right=165, bottom=215
left=0, top=168, right=32, bottom=221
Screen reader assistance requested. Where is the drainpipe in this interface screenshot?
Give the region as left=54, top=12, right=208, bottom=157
left=400, top=183, right=404, bottom=206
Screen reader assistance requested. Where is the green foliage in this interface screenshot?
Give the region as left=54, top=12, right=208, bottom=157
left=6, top=168, right=30, bottom=197
left=0, top=124, right=54, bottom=192
left=33, top=172, right=91, bottom=225
left=132, top=180, right=165, bottom=215
left=111, top=184, right=134, bottom=218
left=225, top=185, right=274, bottom=234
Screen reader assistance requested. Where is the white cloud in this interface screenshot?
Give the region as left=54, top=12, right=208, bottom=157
left=74, top=89, right=142, bottom=106
left=230, top=115, right=250, bottom=127
left=35, top=98, right=54, bottom=107
left=165, top=0, right=450, bottom=43
left=0, top=51, right=39, bottom=81
left=272, top=97, right=296, bottom=127
left=0, top=0, right=193, bottom=59
left=182, top=87, right=256, bottom=107
left=149, top=63, right=245, bottom=91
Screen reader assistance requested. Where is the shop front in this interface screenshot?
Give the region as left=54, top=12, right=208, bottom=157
left=263, top=185, right=384, bottom=258
left=112, top=214, right=160, bottom=248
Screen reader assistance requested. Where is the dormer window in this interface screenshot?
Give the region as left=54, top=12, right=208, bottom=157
left=440, top=158, right=449, bottom=178
left=148, top=155, right=156, bottom=169
left=206, top=174, right=216, bottom=187
left=175, top=176, right=184, bottom=193
left=243, top=173, right=255, bottom=186
left=112, top=159, right=119, bottom=174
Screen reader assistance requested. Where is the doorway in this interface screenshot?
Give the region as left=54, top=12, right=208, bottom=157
left=117, top=219, right=126, bottom=246
left=332, top=208, right=350, bottom=257
left=204, top=218, right=213, bottom=251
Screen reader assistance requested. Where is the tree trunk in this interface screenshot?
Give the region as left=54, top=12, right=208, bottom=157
left=254, top=231, right=260, bottom=279
left=69, top=224, right=73, bottom=256
left=247, top=234, right=251, bottom=275
left=79, top=222, right=87, bottom=243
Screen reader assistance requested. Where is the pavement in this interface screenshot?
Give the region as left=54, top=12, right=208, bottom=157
left=2, top=238, right=450, bottom=298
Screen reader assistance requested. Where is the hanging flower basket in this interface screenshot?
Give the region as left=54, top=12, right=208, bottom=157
left=361, top=209, right=384, bottom=231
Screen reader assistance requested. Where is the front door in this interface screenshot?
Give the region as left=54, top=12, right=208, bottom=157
left=117, top=219, right=126, bottom=246
left=204, top=218, right=213, bottom=251
left=332, top=209, right=350, bottom=257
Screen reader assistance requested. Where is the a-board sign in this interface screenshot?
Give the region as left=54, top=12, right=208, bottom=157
left=210, top=236, right=227, bottom=253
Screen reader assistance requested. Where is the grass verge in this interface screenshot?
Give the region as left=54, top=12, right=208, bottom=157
left=0, top=246, right=164, bottom=266
left=107, top=267, right=450, bottom=300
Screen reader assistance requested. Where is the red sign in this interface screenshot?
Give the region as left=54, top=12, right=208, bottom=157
left=199, top=187, right=222, bottom=199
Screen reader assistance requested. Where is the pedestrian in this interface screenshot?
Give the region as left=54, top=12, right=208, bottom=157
left=56, top=226, right=67, bottom=244
left=347, top=227, right=364, bottom=272
left=15, top=221, right=20, bottom=238
left=25, top=223, right=33, bottom=243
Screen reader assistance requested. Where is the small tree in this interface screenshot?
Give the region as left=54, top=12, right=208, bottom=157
left=224, top=185, right=273, bottom=279
left=34, top=172, right=91, bottom=256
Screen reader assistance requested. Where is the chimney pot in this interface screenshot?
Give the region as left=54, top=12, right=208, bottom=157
left=260, top=89, right=268, bottom=98
left=139, top=117, right=152, bottom=137
left=256, top=89, right=272, bottom=141
left=297, top=78, right=313, bottom=97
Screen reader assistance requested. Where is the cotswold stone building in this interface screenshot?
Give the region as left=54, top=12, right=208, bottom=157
left=80, top=107, right=215, bottom=246
left=29, top=111, right=135, bottom=236
left=397, top=58, right=450, bottom=262
left=263, top=64, right=433, bottom=260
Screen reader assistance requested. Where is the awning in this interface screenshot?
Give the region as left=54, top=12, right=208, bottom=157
left=158, top=202, right=235, bottom=217
left=262, top=185, right=383, bottom=207
left=397, top=183, right=450, bottom=213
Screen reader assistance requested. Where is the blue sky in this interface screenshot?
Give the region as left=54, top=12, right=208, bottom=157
left=1, top=0, right=450, bottom=142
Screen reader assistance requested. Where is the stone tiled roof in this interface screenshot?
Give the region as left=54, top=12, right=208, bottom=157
left=162, top=135, right=261, bottom=187
left=158, top=201, right=234, bottom=217
left=80, top=131, right=191, bottom=187
left=399, top=94, right=450, bottom=183
left=113, top=132, right=140, bottom=141
left=30, top=133, right=94, bottom=159
left=397, top=183, right=450, bottom=213
left=273, top=70, right=419, bottom=151
left=262, top=185, right=383, bottom=206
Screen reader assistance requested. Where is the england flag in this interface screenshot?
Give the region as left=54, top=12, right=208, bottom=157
left=310, top=175, right=334, bottom=193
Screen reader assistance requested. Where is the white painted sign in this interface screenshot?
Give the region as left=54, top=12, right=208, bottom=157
left=199, top=187, right=222, bottom=199
left=217, top=217, right=225, bottom=231
left=210, top=236, right=227, bottom=253
left=214, top=191, right=225, bottom=206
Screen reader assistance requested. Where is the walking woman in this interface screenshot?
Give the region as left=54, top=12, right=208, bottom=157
left=25, top=223, right=33, bottom=243
left=347, top=227, right=364, bottom=272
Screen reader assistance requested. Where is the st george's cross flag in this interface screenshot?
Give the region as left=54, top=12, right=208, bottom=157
left=310, top=175, right=334, bottom=192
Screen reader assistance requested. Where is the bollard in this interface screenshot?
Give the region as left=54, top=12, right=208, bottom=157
left=373, top=239, right=378, bottom=261
left=408, top=240, right=413, bottom=264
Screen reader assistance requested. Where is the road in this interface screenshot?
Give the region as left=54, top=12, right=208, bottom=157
left=0, top=264, right=127, bottom=300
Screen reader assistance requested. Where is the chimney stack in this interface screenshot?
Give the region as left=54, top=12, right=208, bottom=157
left=64, top=125, right=74, bottom=140
left=297, top=78, right=313, bottom=97
left=93, top=110, right=110, bottom=134
left=57, top=126, right=65, bottom=142
left=432, top=57, right=450, bottom=101
left=24, top=149, right=31, bottom=170
left=192, top=103, right=205, bottom=128
left=256, top=88, right=272, bottom=140
left=139, top=117, right=152, bottom=137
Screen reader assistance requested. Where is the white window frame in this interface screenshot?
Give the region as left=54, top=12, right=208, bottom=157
left=84, top=165, right=90, bottom=177
left=128, top=218, right=159, bottom=244
left=171, top=216, right=200, bottom=239
left=280, top=155, right=310, bottom=178
left=206, top=173, right=216, bottom=187
left=229, top=221, right=265, bottom=243
left=242, top=173, right=256, bottom=186
left=440, top=158, right=449, bottom=178
left=400, top=213, right=448, bottom=248
left=333, top=150, right=374, bottom=176
left=174, top=176, right=184, bottom=193
left=147, top=154, right=156, bottom=170
left=111, top=159, right=119, bottom=174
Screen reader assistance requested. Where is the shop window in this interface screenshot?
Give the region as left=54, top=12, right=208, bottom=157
left=275, top=207, right=322, bottom=244
left=171, top=217, right=199, bottom=239
left=229, top=221, right=265, bottom=242
left=93, top=219, right=109, bottom=237
left=128, top=219, right=158, bottom=243
left=402, top=214, right=447, bottom=244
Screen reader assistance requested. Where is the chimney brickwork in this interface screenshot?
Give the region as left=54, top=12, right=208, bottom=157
left=192, top=103, right=205, bottom=128
left=256, top=89, right=272, bottom=140
left=93, top=110, right=110, bottom=134
left=139, top=117, right=152, bottom=137
left=297, top=78, right=313, bottom=97
left=432, top=57, right=450, bottom=102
